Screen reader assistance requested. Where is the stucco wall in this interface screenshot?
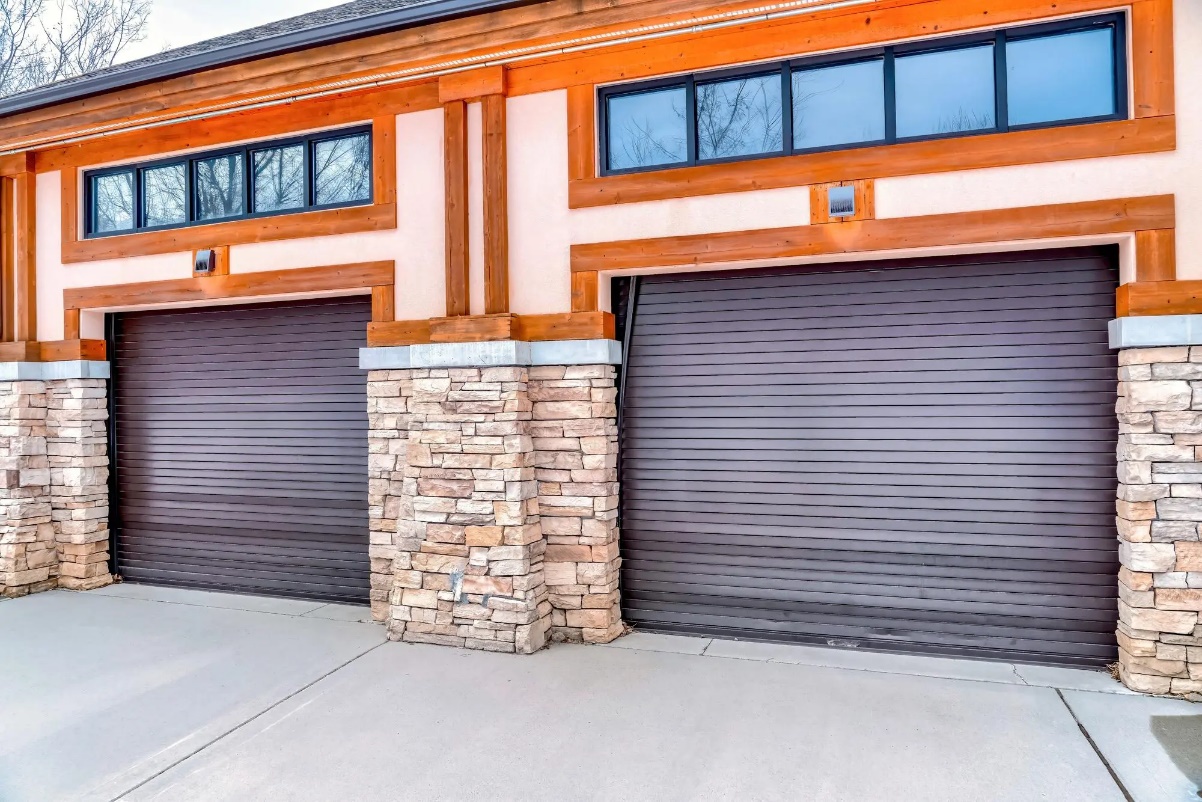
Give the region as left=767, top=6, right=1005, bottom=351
left=32, top=2, right=1202, bottom=335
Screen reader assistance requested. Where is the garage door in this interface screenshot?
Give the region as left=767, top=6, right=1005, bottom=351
left=619, top=248, right=1119, bottom=666
left=111, top=297, right=371, bottom=604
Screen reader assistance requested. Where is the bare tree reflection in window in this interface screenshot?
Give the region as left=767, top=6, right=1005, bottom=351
left=607, top=86, right=688, bottom=171
left=196, top=153, right=245, bottom=220
left=92, top=171, right=133, bottom=232
left=142, top=163, right=186, bottom=227
left=254, top=145, right=305, bottom=212
left=314, top=134, right=371, bottom=206
left=696, top=75, right=782, bottom=160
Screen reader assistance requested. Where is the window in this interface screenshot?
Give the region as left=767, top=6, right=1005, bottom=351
left=84, top=125, right=373, bottom=238
left=599, top=13, right=1125, bottom=175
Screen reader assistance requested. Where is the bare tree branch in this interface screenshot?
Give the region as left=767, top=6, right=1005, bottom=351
left=0, top=0, right=150, bottom=97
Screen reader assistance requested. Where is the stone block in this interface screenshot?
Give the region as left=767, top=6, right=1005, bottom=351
left=1156, top=588, right=1202, bottom=611
left=1120, top=567, right=1155, bottom=591
left=1120, top=668, right=1173, bottom=695
left=1120, top=601, right=1198, bottom=634
left=1120, top=542, right=1177, bottom=572
left=1151, top=521, right=1200, bottom=542
left=1119, top=347, right=1189, bottom=367
left=1120, top=649, right=1186, bottom=678
left=1178, top=542, right=1202, bottom=571
left=1156, top=498, right=1202, bottom=521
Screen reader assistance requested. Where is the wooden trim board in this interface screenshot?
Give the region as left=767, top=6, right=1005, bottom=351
left=367, top=311, right=614, bottom=346
left=570, top=196, right=1175, bottom=273
left=444, top=100, right=470, bottom=317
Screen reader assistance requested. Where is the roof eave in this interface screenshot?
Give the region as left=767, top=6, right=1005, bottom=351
left=0, top=0, right=534, bottom=120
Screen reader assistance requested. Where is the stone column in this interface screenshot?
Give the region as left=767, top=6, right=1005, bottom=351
left=46, top=378, right=112, bottom=591
left=530, top=365, right=623, bottom=644
left=0, top=380, right=55, bottom=597
left=367, top=369, right=409, bottom=622
left=388, top=367, right=551, bottom=653
left=1116, top=346, right=1202, bottom=699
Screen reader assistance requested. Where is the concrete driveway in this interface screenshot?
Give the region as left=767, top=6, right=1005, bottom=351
left=1, top=587, right=1198, bottom=802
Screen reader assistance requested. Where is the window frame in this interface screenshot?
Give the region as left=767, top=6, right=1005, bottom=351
left=83, top=123, right=374, bottom=239
left=596, top=12, right=1128, bottom=177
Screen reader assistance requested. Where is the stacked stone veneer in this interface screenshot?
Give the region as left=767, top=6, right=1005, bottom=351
left=529, top=365, right=623, bottom=644
left=366, top=363, right=623, bottom=653
left=1, top=378, right=111, bottom=597
left=1117, top=346, right=1202, bottom=698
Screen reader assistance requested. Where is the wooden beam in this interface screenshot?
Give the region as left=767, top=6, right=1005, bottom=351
left=1118, top=281, right=1202, bottom=318
left=0, top=177, right=13, bottom=342
left=0, top=152, right=34, bottom=178
left=372, top=285, right=396, bottom=323
left=63, top=308, right=80, bottom=340
left=39, top=339, right=105, bottom=362
left=569, top=116, right=1175, bottom=208
left=13, top=171, right=35, bottom=342
left=1135, top=229, right=1175, bottom=282
left=0, top=341, right=39, bottom=361
left=444, top=100, right=470, bottom=317
left=571, top=271, right=599, bottom=313
left=571, top=196, right=1176, bottom=273
left=366, top=311, right=614, bottom=346
left=438, top=66, right=506, bottom=103
left=567, top=85, right=597, bottom=182
left=1132, top=0, right=1174, bottom=118
left=65, top=260, right=394, bottom=311
left=482, top=93, right=509, bottom=315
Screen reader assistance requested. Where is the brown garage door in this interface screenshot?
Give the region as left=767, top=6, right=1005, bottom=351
left=618, top=248, right=1119, bottom=666
left=111, top=297, right=371, bottom=604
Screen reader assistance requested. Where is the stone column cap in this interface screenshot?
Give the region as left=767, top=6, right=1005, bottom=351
left=360, top=340, right=622, bottom=370
left=0, top=361, right=110, bottom=381
left=1111, top=316, right=1202, bottom=349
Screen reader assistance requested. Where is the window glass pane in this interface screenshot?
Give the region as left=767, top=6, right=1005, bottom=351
left=142, top=163, right=186, bottom=228
left=1006, top=28, right=1116, bottom=126
left=605, top=86, right=688, bottom=171
left=895, top=44, right=996, bottom=138
left=253, top=144, right=305, bottom=212
left=696, top=73, right=783, bottom=161
left=314, top=134, right=371, bottom=206
left=90, top=171, right=134, bottom=233
left=195, top=153, right=245, bottom=221
left=792, top=59, right=886, bottom=150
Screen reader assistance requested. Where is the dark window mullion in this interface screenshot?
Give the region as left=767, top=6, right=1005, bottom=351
left=685, top=77, right=697, bottom=166
left=994, top=31, right=1009, bottom=132
left=306, top=136, right=316, bottom=208
left=780, top=63, right=793, bottom=154
left=883, top=48, right=897, bottom=143
left=241, top=146, right=251, bottom=216
left=1112, top=17, right=1129, bottom=120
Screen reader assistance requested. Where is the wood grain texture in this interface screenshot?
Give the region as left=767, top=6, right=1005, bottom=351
left=1117, top=281, right=1202, bottom=318
left=570, top=116, right=1175, bottom=208
left=366, top=311, right=614, bottom=345
left=571, top=271, right=599, bottom=313
left=1132, top=0, right=1174, bottom=118
left=63, top=308, right=80, bottom=340
left=65, top=261, right=393, bottom=310
left=444, top=100, right=470, bottom=317
left=13, top=171, right=35, bottom=342
left=39, top=339, right=105, bottom=361
left=567, top=84, right=597, bottom=182
left=0, top=341, right=39, bottom=361
left=1135, top=229, right=1176, bottom=282
left=60, top=114, right=399, bottom=264
left=372, top=285, right=396, bottom=323
left=0, top=152, right=34, bottom=177
left=1, top=178, right=13, bottom=342
left=571, top=196, right=1176, bottom=272
left=482, top=93, right=509, bottom=315
left=438, top=66, right=506, bottom=103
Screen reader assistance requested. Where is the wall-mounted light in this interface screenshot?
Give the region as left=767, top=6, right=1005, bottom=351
left=194, top=249, right=218, bottom=276
left=828, top=185, right=856, bottom=219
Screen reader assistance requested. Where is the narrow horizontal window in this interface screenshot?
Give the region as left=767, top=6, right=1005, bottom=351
left=792, top=59, right=886, bottom=151
left=253, top=144, right=305, bottom=213
left=895, top=44, right=996, bottom=138
left=605, top=85, right=688, bottom=171
left=1006, top=27, right=1117, bottom=127
left=696, top=72, right=783, bottom=161
left=90, top=171, right=134, bottom=234
left=597, top=13, right=1126, bottom=176
left=314, top=133, right=372, bottom=206
left=83, top=124, right=373, bottom=238
left=142, top=163, right=187, bottom=228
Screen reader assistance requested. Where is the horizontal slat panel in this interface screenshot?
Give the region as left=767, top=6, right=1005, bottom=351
left=620, top=251, right=1119, bottom=666
left=114, top=298, right=371, bottom=605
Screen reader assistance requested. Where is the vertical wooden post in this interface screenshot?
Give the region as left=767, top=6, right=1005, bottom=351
left=444, top=100, right=470, bottom=317
left=482, top=93, right=509, bottom=315
left=0, top=177, right=13, bottom=343
left=13, top=168, right=35, bottom=343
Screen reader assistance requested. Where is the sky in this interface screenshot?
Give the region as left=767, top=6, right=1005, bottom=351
left=119, top=0, right=349, bottom=63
